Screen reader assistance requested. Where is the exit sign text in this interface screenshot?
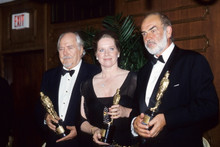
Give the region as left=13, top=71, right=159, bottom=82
left=12, top=12, right=29, bottom=30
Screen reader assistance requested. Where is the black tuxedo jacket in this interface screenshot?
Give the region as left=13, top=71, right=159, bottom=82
left=135, top=46, right=219, bottom=147
left=37, top=61, right=100, bottom=147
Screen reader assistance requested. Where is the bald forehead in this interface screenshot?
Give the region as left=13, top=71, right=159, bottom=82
left=141, top=14, right=162, bottom=30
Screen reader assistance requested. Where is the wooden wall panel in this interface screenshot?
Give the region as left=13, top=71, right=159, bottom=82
left=0, top=1, right=46, bottom=147
left=4, top=50, right=45, bottom=147
left=1, top=1, right=45, bottom=53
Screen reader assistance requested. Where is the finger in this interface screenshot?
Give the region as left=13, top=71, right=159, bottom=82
left=52, top=118, right=59, bottom=124
left=96, top=140, right=109, bottom=146
left=47, top=120, right=58, bottom=128
left=134, top=114, right=144, bottom=124
left=109, top=107, right=118, bottom=113
left=138, top=120, right=149, bottom=129
left=111, top=114, right=119, bottom=119
left=66, top=126, right=75, bottom=131
left=56, top=132, right=71, bottom=143
left=148, top=124, right=159, bottom=138
left=110, top=104, right=119, bottom=109
left=147, top=122, right=160, bottom=137
left=138, top=129, right=151, bottom=138
left=56, top=135, right=69, bottom=142
left=140, top=113, right=145, bottom=119
left=93, top=133, right=99, bottom=143
left=109, top=105, right=120, bottom=114
left=48, top=125, right=56, bottom=132
left=47, top=121, right=56, bottom=131
left=56, top=116, right=62, bottom=120
left=152, top=131, right=159, bottom=137
left=108, top=110, right=119, bottom=118
left=134, top=120, right=151, bottom=137
left=93, top=134, right=109, bottom=146
left=134, top=117, right=141, bottom=129
left=47, top=115, right=58, bottom=123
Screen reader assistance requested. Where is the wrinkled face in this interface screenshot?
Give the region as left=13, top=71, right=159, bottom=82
left=96, top=37, right=119, bottom=68
left=141, top=15, right=170, bottom=56
left=58, top=33, right=83, bottom=69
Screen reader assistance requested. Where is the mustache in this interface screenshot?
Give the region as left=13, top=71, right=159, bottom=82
left=62, top=56, right=72, bottom=59
left=147, top=40, right=156, bottom=45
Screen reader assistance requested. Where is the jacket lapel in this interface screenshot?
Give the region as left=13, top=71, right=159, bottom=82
left=54, top=67, right=63, bottom=115
left=148, top=46, right=180, bottom=108
left=138, top=61, right=154, bottom=113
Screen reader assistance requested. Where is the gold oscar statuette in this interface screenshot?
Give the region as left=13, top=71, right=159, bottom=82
left=141, top=71, right=170, bottom=145
left=40, top=92, right=66, bottom=137
left=143, top=71, right=170, bottom=125
left=113, top=89, right=121, bottom=105
left=101, top=89, right=120, bottom=144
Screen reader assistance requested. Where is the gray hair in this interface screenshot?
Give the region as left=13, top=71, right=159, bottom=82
left=144, top=12, right=172, bottom=29
left=57, top=32, right=84, bottom=51
left=143, top=12, right=173, bottom=41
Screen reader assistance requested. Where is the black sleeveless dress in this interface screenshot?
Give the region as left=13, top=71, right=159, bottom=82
left=81, top=72, right=137, bottom=146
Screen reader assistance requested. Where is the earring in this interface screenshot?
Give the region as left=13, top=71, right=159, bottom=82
left=96, top=57, right=98, bottom=60
left=117, top=54, right=120, bottom=58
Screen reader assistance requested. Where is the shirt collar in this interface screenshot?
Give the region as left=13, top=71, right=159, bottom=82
left=154, top=42, right=175, bottom=63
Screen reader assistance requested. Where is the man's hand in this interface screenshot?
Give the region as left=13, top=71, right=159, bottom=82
left=133, top=113, right=148, bottom=137
left=133, top=113, right=166, bottom=138
left=45, top=114, right=58, bottom=132
left=147, top=113, right=166, bottom=137
left=56, top=126, right=77, bottom=142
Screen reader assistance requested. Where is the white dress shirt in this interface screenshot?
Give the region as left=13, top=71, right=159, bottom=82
left=145, top=43, right=174, bottom=106
left=131, top=43, right=175, bottom=136
left=58, top=60, right=82, bottom=121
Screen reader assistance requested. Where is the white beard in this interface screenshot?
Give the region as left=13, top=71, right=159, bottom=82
left=145, top=30, right=167, bottom=55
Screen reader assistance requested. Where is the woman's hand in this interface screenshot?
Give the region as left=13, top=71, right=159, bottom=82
left=92, top=128, right=109, bottom=146
left=108, top=104, right=132, bottom=119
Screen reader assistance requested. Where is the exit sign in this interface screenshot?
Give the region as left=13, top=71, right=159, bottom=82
left=12, top=12, right=30, bottom=30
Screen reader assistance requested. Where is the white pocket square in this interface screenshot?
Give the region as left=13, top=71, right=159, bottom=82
left=174, top=84, right=180, bottom=87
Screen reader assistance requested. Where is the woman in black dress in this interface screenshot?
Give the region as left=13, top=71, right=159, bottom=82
left=80, top=30, right=138, bottom=146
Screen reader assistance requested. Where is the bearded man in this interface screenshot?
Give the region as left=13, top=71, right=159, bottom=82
left=132, top=12, right=219, bottom=147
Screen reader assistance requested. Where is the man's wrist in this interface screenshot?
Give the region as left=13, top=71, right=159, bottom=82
left=131, top=117, right=138, bottom=137
left=44, top=113, right=49, bottom=125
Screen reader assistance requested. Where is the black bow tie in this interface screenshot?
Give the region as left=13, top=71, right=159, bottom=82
left=151, top=55, right=165, bottom=65
left=61, top=69, right=75, bottom=76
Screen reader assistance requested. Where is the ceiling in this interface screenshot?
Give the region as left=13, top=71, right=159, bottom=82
left=0, top=0, right=15, bottom=4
